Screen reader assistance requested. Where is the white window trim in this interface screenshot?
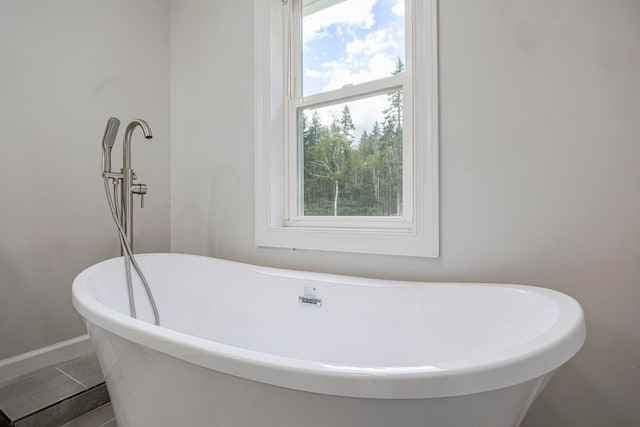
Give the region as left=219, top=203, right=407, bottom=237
left=255, top=0, right=439, bottom=257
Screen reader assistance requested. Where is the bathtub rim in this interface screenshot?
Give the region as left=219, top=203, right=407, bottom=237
left=72, top=253, right=586, bottom=399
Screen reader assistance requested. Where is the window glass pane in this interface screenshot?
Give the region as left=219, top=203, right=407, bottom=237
left=302, top=0, right=406, bottom=96
left=300, top=90, right=403, bottom=216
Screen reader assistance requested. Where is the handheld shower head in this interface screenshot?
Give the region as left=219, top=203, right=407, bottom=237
left=101, top=117, right=120, bottom=174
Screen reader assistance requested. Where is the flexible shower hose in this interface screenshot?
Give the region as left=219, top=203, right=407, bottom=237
left=103, top=176, right=160, bottom=326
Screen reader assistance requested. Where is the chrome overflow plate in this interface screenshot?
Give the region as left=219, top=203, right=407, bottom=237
left=299, top=286, right=322, bottom=307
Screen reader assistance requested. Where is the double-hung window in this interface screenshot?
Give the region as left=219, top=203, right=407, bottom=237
left=255, top=0, right=439, bottom=257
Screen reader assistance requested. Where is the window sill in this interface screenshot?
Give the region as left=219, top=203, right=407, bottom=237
left=256, top=224, right=439, bottom=258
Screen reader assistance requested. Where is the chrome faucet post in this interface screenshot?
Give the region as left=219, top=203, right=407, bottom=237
left=121, top=119, right=152, bottom=250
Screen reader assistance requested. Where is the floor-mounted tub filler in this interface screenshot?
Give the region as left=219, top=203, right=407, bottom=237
left=72, top=253, right=585, bottom=427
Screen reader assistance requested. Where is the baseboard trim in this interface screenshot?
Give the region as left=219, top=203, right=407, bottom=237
left=0, top=335, right=93, bottom=383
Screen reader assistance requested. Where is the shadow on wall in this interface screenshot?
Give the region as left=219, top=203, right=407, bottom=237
left=0, top=249, right=41, bottom=360
left=522, top=320, right=639, bottom=427
left=206, top=165, right=252, bottom=260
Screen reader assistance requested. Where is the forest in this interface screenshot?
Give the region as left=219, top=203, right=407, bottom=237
left=301, top=61, right=404, bottom=217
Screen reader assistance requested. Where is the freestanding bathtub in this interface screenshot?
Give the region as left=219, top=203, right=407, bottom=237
left=72, top=253, right=585, bottom=427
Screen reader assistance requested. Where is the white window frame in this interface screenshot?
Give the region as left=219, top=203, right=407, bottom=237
left=255, top=0, right=439, bottom=257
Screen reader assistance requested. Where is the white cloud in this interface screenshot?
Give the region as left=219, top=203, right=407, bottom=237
left=303, top=0, right=377, bottom=43
left=392, top=0, right=404, bottom=17
left=314, top=52, right=396, bottom=92
left=348, top=94, right=389, bottom=141
left=346, top=28, right=398, bottom=57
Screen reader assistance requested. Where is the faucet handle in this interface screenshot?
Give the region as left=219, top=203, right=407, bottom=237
left=132, top=183, right=148, bottom=208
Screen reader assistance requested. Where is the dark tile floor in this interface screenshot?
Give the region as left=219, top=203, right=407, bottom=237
left=0, top=354, right=113, bottom=426
left=60, top=404, right=115, bottom=427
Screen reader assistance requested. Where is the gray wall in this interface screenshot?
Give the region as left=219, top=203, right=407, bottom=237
left=0, top=0, right=171, bottom=360
left=170, top=0, right=640, bottom=426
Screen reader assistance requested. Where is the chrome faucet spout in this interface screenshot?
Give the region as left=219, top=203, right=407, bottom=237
left=123, top=119, right=153, bottom=169
left=120, top=119, right=153, bottom=252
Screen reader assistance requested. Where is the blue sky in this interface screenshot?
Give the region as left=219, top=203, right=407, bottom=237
left=303, top=0, right=405, bottom=96
left=301, top=0, right=406, bottom=142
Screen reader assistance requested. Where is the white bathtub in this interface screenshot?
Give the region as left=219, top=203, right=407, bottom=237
left=72, top=253, right=585, bottom=427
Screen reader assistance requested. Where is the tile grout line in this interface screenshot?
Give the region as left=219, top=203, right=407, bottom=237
left=55, top=367, right=88, bottom=389
left=97, top=416, right=116, bottom=427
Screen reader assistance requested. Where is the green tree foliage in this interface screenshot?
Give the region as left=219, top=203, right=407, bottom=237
left=303, top=60, right=405, bottom=216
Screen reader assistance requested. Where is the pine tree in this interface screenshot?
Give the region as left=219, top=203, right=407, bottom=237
left=380, top=58, right=404, bottom=215
left=303, top=111, right=328, bottom=213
